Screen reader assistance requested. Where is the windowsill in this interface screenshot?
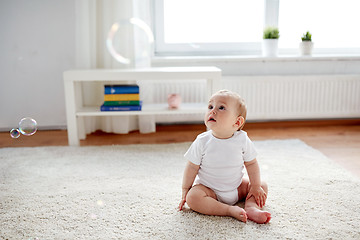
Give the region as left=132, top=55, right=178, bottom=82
left=152, top=54, right=360, bottom=64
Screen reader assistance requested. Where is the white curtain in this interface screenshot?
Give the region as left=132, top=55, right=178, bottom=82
left=74, top=0, right=155, bottom=139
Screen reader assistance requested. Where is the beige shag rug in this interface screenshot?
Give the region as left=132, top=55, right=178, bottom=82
left=0, top=139, right=359, bottom=239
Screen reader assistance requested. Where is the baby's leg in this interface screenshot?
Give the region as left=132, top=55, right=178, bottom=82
left=237, top=179, right=271, bottom=224
left=186, top=184, right=247, bottom=222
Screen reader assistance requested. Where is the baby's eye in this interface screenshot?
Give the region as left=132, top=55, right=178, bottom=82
left=219, top=106, right=225, bottom=110
left=208, top=105, right=213, bottom=110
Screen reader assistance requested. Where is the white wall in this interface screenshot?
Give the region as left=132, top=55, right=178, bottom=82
left=0, top=0, right=75, bottom=131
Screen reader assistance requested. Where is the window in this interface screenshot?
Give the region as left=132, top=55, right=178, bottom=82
left=153, top=0, right=360, bottom=56
left=153, top=0, right=267, bottom=55
left=278, top=0, right=360, bottom=53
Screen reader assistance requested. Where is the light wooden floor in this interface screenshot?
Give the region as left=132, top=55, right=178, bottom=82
left=1, top=120, right=359, bottom=177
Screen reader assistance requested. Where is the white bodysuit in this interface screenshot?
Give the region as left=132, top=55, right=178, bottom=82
left=184, top=130, right=257, bottom=205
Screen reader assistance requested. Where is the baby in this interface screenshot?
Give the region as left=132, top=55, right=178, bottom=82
left=178, top=90, right=271, bottom=224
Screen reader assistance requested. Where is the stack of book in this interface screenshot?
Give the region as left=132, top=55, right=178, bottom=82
left=100, top=84, right=142, bottom=111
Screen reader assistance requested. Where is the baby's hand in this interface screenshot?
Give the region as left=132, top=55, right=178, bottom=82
left=178, top=188, right=189, bottom=211
left=246, top=185, right=267, bottom=208
left=178, top=199, right=186, bottom=211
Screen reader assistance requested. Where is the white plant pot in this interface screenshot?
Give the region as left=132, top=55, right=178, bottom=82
left=299, top=41, right=314, bottom=56
left=262, top=39, right=279, bottom=57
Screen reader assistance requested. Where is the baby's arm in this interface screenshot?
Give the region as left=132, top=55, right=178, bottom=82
left=178, top=161, right=200, bottom=211
left=244, top=158, right=267, bottom=208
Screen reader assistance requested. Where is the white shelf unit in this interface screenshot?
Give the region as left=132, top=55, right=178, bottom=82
left=64, top=67, right=222, bottom=146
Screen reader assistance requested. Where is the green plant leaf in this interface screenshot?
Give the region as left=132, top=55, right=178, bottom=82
left=263, top=26, right=280, bottom=39
left=301, top=31, right=312, bottom=41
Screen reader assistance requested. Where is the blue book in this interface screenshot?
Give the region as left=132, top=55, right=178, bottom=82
left=100, top=102, right=142, bottom=111
left=104, top=84, right=139, bottom=94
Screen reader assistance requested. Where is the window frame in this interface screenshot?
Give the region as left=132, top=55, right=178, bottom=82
left=153, top=0, right=279, bottom=56
left=152, top=0, right=360, bottom=56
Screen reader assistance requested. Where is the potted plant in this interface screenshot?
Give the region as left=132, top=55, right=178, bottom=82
left=299, top=31, right=314, bottom=56
left=262, top=26, right=280, bottom=57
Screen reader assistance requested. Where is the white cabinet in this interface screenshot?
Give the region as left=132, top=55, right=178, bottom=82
left=64, top=66, right=222, bottom=146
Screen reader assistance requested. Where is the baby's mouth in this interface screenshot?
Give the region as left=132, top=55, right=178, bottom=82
left=208, top=117, right=216, bottom=122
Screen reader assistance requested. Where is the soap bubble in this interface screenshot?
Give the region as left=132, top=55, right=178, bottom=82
left=10, top=128, right=21, bottom=138
left=106, top=18, right=154, bottom=65
left=19, top=117, right=37, bottom=136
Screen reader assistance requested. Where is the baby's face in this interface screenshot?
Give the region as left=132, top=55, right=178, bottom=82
left=204, top=94, right=240, bottom=139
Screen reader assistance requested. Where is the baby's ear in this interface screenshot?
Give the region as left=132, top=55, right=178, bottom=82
left=235, top=116, right=245, bottom=129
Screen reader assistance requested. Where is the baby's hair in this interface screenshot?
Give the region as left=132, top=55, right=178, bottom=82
left=212, top=89, right=247, bottom=130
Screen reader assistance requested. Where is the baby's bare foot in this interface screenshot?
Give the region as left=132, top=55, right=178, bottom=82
left=245, top=206, right=271, bottom=224
left=228, top=206, right=247, bottom=222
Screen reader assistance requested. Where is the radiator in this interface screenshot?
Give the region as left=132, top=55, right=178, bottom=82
left=138, top=79, right=207, bottom=104
left=223, top=75, right=360, bottom=120
left=138, top=75, right=360, bottom=122
left=138, top=79, right=207, bottom=123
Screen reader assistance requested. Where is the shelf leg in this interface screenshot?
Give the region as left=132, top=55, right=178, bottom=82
left=64, top=80, right=80, bottom=146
